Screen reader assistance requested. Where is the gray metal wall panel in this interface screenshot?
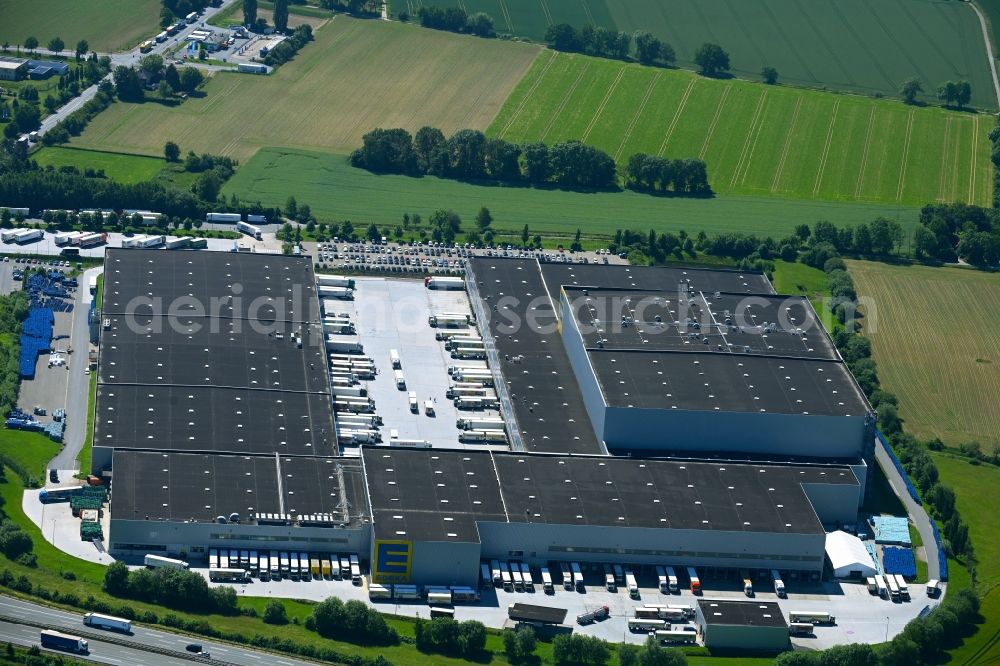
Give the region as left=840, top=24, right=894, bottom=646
left=801, top=481, right=861, bottom=527
left=477, top=521, right=825, bottom=572
left=603, top=407, right=866, bottom=460
left=704, top=624, right=789, bottom=651
left=410, top=540, right=482, bottom=588
left=109, top=519, right=370, bottom=558
left=560, top=296, right=607, bottom=439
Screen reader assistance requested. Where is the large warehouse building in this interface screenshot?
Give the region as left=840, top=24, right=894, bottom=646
left=100, top=251, right=875, bottom=587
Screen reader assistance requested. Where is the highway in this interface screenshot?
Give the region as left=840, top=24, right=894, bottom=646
left=0, top=595, right=320, bottom=666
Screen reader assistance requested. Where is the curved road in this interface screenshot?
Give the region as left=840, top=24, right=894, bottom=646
left=874, top=437, right=942, bottom=586
left=0, top=595, right=321, bottom=666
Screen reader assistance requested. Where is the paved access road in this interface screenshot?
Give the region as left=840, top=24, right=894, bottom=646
left=0, top=595, right=319, bottom=666
left=49, top=266, right=101, bottom=471
left=875, top=437, right=941, bottom=584
left=31, top=0, right=239, bottom=141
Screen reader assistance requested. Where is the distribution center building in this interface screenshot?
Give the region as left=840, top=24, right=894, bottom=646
left=100, top=251, right=875, bottom=588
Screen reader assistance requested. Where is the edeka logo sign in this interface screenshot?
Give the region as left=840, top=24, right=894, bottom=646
left=373, top=540, right=412, bottom=583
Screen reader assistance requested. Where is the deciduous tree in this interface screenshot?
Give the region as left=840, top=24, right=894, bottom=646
left=694, top=43, right=730, bottom=77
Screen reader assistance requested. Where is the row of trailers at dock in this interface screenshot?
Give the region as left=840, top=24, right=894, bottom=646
left=205, top=549, right=362, bottom=584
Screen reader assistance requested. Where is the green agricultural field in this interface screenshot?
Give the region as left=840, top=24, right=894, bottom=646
left=489, top=52, right=993, bottom=206
left=932, top=453, right=1000, bottom=665
left=222, top=147, right=918, bottom=239
left=0, top=0, right=160, bottom=53
left=32, top=147, right=165, bottom=184
left=402, top=0, right=996, bottom=109
left=71, top=17, right=539, bottom=162
left=848, top=261, right=1000, bottom=449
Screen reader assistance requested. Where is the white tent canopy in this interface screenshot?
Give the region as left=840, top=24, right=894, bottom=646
left=825, top=530, right=878, bottom=578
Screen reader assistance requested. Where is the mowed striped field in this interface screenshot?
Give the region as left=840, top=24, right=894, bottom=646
left=72, top=18, right=540, bottom=162
left=488, top=52, right=992, bottom=206
left=848, top=260, right=1000, bottom=449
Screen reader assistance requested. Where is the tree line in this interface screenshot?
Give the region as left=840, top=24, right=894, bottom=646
left=306, top=596, right=398, bottom=645
left=413, top=6, right=496, bottom=37
left=413, top=616, right=487, bottom=658
left=103, top=561, right=239, bottom=614
left=264, top=24, right=313, bottom=67
left=544, top=24, right=675, bottom=67
left=914, top=203, right=999, bottom=267
left=0, top=291, right=28, bottom=426
left=623, top=153, right=711, bottom=195
left=351, top=126, right=710, bottom=196
left=351, top=126, right=618, bottom=189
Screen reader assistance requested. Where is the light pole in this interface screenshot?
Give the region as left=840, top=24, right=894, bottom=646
left=884, top=615, right=890, bottom=642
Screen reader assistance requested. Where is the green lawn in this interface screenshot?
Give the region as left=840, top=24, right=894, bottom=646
left=0, top=0, right=160, bottom=52
left=770, top=260, right=835, bottom=330
left=403, top=0, right=995, bottom=109
left=222, top=147, right=919, bottom=240
left=489, top=51, right=993, bottom=206
left=0, top=429, right=60, bottom=479
left=32, top=147, right=166, bottom=185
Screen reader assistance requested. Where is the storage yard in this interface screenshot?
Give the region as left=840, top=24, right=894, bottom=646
left=69, top=248, right=934, bottom=650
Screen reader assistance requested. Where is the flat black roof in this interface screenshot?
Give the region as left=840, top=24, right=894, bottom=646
left=362, top=448, right=857, bottom=541
left=470, top=258, right=602, bottom=454
left=98, top=315, right=328, bottom=392
left=96, top=385, right=336, bottom=456
left=538, top=263, right=772, bottom=302
left=96, top=249, right=336, bottom=459
left=102, top=248, right=319, bottom=320
left=111, top=451, right=367, bottom=524
left=362, top=447, right=507, bottom=543
left=588, top=351, right=869, bottom=416
left=494, top=452, right=856, bottom=534
left=698, top=599, right=787, bottom=628
left=565, top=287, right=836, bottom=360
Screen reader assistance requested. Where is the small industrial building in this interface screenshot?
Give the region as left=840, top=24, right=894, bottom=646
left=0, top=57, right=28, bottom=81
left=696, top=599, right=789, bottom=651
left=26, top=59, right=69, bottom=79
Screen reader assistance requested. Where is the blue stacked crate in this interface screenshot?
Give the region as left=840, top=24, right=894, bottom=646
left=18, top=306, right=53, bottom=379
left=882, top=546, right=917, bottom=578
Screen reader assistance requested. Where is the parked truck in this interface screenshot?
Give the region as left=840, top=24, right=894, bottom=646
left=144, top=554, right=189, bottom=570
left=741, top=570, right=753, bottom=597
left=656, top=566, right=669, bottom=593
left=576, top=605, right=609, bottom=625
left=13, top=229, right=42, bottom=244
left=424, top=276, right=465, bottom=290
left=666, top=566, right=679, bottom=593
left=77, top=232, right=107, bottom=248
left=771, top=570, right=786, bottom=597
left=206, top=212, right=242, bottom=223
left=40, top=630, right=88, bottom=653
left=540, top=566, right=553, bottom=593
left=625, top=570, right=639, bottom=598
left=686, top=567, right=701, bottom=594
left=82, top=613, right=131, bottom=633
left=317, top=274, right=356, bottom=288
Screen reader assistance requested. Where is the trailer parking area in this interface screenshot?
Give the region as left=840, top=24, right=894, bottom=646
left=333, top=277, right=505, bottom=450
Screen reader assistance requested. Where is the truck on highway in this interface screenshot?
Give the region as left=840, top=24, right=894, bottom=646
left=40, top=630, right=88, bottom=653
left=576, top=605, right=609, bottom=625
left=144, top=554, right=189, bottom=570
left=83, top=613, right=131, bottom=633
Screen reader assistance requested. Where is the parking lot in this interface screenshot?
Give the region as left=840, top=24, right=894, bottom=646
left=331, top=277, right=505, bottom=450
left=191, top=558, right=933, bottom=648
left=308, top=241, right=627, bottom=275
